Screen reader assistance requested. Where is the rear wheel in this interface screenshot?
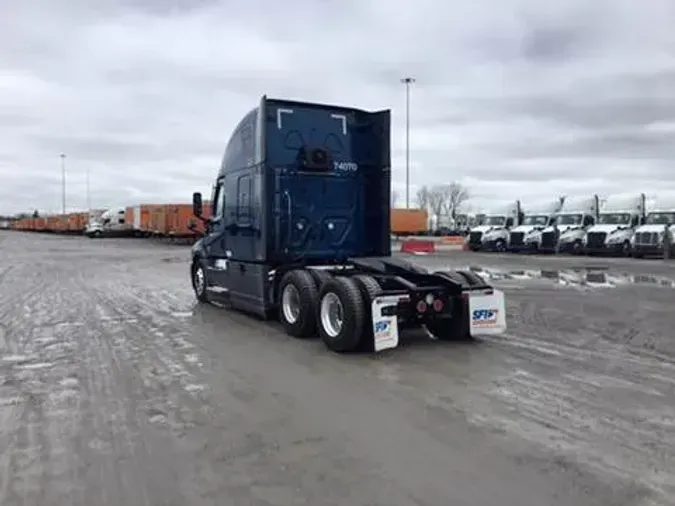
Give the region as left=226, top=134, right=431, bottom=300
left=278, top=269, right=319, bottom=338
left=307, top=268, right=332, bottom=290
left=317, top=277, right=366, bottom=353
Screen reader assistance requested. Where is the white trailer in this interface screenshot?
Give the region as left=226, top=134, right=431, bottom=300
left=583, top=194, right=646, bottom=256
left=631, top=194, right=675, bottom=258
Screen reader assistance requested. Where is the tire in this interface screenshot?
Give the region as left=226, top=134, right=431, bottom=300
left=622, top=240, right=631, bottom=257
left=572, top=240, right=582, bottom=255
left=351, top=275, right=383, bottom=352
left=456, top=270, right=487, bottom=287
left=495, top=239, right=506, bottom=252
left=317, top=276, right=366, bottom=353
left=278, top=269, right=319, bottom=338
left=307, top=268, right=332, bottom=290
left=191, top=260, right=208, bottom=303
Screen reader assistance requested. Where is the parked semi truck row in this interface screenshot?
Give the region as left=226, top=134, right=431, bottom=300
left=188, top=96, right=507, bottom=354
left=470, top=192, right=672, bottom=257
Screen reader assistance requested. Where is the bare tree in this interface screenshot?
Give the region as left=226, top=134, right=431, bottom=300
left=427, top=185, right=446, bottom=218
left=415, top=186, right=431, bottom=211
left=391, top=190, right=400, bottom=208
left=439, top=182, right=470, bottom=219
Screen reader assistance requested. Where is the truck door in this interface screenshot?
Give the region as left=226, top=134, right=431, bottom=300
left=202, top=178, right=230, bottom=289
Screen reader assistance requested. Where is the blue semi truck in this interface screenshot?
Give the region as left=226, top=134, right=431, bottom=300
left=189, top=96, right=507, bottom=353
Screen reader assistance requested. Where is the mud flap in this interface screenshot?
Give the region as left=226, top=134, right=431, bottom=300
left=371, top=294, right=409, bottom=352
left=468, top=289, right=507, bottom=336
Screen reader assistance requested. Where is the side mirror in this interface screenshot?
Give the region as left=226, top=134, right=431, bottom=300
left=192, top=192, right=203, bottom=217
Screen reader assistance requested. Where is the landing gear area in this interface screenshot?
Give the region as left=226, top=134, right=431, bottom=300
left=191, top=257, right=507, bottom=354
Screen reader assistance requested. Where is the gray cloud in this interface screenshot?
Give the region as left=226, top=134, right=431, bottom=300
left=1, top=0, right=675, bottom=214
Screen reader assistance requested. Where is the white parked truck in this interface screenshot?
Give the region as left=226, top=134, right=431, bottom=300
left=540, top=195, right=599, bottom=254
left=85, top=207, right=129, bottom=238
left=467, top=201, right=522, bottom=252
left=631, top=195, right=675, bottom=258
left=583, top=194, right=646, bottom=256
left=508, top=198, right=564, bottom=252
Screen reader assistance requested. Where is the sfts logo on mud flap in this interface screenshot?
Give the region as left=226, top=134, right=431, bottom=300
left=374, top=319, right=391, bottom=339
left=472, top=309, right=498, bottom=325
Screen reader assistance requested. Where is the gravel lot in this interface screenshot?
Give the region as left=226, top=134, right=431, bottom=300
left=1, top=230, right=674, bottom=506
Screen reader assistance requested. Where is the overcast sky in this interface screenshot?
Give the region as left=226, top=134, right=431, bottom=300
left=1, top=0, right=675, bottom=215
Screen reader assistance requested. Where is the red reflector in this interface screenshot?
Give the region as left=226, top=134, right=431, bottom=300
left=416, top=300, right=427, bottom=313
left=432, top=299, right=444, bottom=312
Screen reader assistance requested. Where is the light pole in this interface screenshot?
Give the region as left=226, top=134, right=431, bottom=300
left=60, top=153, right=66, bottom=214
left=400, top=77, right=415, bottom=208
left=86, top=167, right=91, bottom=212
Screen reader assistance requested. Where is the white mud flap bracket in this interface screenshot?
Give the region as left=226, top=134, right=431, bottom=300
left=371, top=294, right=409, bottom=352
left=468, top=289, right=507, bottom=336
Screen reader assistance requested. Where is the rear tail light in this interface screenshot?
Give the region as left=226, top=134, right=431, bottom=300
left=416, top=300, right=427, bottom=313
left=432, top=298, right=444, bottom=312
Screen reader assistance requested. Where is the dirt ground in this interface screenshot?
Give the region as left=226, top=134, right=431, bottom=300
left=1, top=230, right=674, bottom=506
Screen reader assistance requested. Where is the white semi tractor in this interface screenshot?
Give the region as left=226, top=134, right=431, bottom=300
left=583, top=194, right=646, bottom=256
left=631, top=195, right=675, bottom=258
left=466, top=201, right=522, bottom=252
left=539, top=195, right=600, bottom=254
left=508, top=198, right=564, bottom=252
left=85, top=207, right=129, bottom=238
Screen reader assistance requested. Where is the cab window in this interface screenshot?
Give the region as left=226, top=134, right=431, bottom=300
left=213, top=180, right=226, bottom=220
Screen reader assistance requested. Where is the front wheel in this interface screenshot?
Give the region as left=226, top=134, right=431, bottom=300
left=572, top=240, right=583, bottom=255
left=495, top=239, right=506, bottom=252
left=191, top=261, right=208, bottom=303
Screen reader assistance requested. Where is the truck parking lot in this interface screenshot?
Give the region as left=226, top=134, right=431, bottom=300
left=1, top=230, right=674, bottom=506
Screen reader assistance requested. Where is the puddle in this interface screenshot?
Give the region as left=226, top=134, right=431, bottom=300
left=466, top=266, right=675, bottom=290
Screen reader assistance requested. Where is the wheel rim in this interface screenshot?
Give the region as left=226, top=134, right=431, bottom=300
left=320, top=292, right=344, bottom=338
left=194, top=266, right=205, bottom=295
left=281, top=284, right=301, bottom=324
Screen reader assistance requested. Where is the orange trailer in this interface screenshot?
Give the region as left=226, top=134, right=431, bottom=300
left=124, top=206, right=135, bottom=231
left=68, top=212, right=87, bottom=233
left=131, top=204, right=164, bottom=235
left=149, top=205, right=168, bottom=235
left=164, top=202, right=212, bottom=237
left=391, top=208, right=428, bottom=236
left=46, top=216, right=61, bottom=233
